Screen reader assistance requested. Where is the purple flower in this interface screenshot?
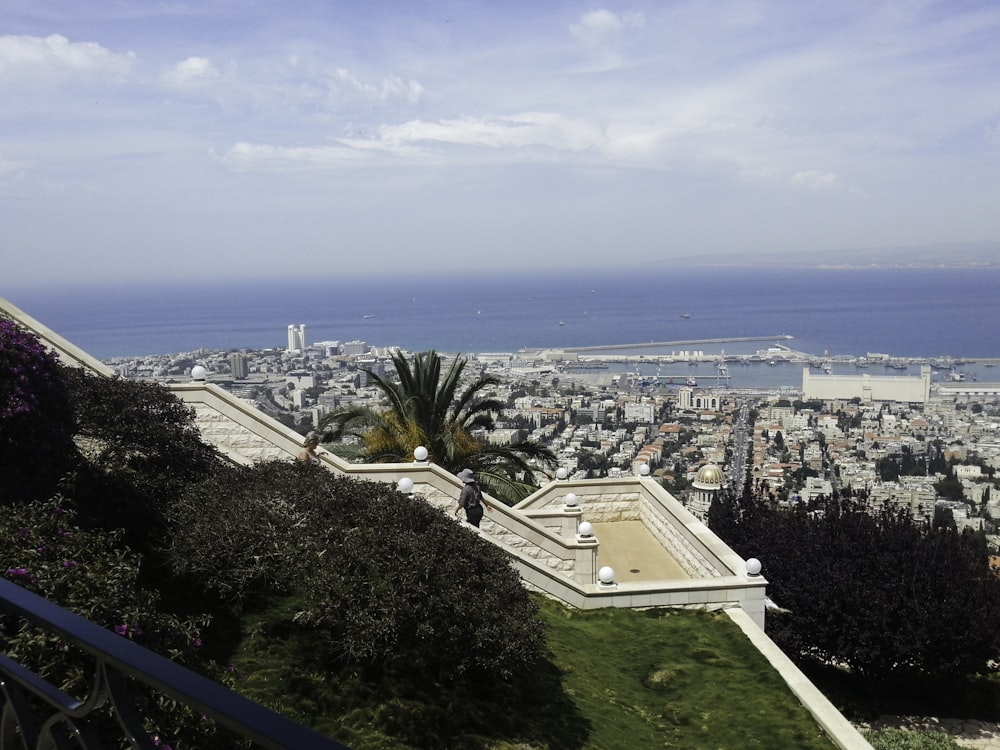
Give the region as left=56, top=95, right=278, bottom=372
left=114, top=624, right=129, bottom=636
left=62, top=560, right=78, bottom=569
left=4, top=567, right=37, bottom=584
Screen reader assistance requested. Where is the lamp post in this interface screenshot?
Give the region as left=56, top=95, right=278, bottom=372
left=598, top=566, right=616, bottom=589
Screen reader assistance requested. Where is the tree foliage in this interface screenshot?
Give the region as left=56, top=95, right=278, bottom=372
left=319, top=350, right=556, bottom=503
left=168, top=460, right=548, bottom=682
left=0, top=318, right=75, bottom=503
left=62, top=366, right=221, bottom=552
left=710, top=493, right=1000, bottom=681
left=3, top=343, right=556, bottom=744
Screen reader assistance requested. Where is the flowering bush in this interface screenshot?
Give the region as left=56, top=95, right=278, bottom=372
left=0, top=318, right=75, bottom=503
left=0, top=498, right=234, bottom=749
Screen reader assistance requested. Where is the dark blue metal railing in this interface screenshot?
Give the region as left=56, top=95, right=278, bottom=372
left=0, top=578, right=350, bottom=749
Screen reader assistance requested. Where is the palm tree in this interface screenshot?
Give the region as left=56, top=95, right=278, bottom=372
left=318, top=350, right=556, bottom=504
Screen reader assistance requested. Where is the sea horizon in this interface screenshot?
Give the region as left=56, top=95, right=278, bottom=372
left=5, top=267, right=1000, bottom=389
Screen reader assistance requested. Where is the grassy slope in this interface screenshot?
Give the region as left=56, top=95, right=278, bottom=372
left=534, top=599, right=836, bottom=750
left=230, top=594, right=838, bottom=750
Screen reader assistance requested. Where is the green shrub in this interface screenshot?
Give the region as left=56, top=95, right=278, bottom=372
left=166, top=461, right=317, bottom=601
left=63, top=366, right=221, bottom=553
left=711, top=494, right=1000, bottom=682
left=0, top=318, right=75, bottom=503
left=168, top=460, right=547, bottom=683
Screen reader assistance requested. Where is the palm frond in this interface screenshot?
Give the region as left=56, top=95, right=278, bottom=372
left=318, top=350, right=556, bottom=504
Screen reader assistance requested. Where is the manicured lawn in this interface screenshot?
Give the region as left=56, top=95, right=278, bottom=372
left=533, top=598, right=837, bottom=750
left=230, top=594, right=839, bottom=749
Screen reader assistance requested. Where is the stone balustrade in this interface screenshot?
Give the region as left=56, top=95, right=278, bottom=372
left=168, top=381, right=767, bottom=628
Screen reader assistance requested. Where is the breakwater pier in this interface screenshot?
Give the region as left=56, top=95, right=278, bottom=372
left=522, top=335, right=794, bottom=355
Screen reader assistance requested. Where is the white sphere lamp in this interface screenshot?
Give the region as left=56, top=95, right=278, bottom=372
left=598, top=566, right=615, bottom=585
left=190, top=365, right=207, bottom=381
left=639, top=463, right=650, bottom=476
left=556, top=467, right=568, bottom=480
left=578, top=521, right=593, bottom=538
left=746, top=558, right=762, bottom=576
left=396, top=477, right=414, bottom=495
left=564, top=492, right=578, bottom=508
left=413, top=446, right=428, bottom=463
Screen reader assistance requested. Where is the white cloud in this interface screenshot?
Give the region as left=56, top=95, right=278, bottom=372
left=377, top=113, right=602, bottom=152
left=326, top=68, right=424, bottom=106
left=3, top=2, right=1000, bottom=284
left=790, top=170, right=840, bottom=190
left=0, top=153, right=27, bottom=193
left=0, top=153, right=20, bottom=175
left=568, top=8, right=645, bottom=69
left=163, top=56, right=224, bottom=87
left=0, top=34, right=134, bottom=84
left=569, top=9, right=645, bottom=47
left=219, top=112, right=607, bottom=171
left=218, top=138, right=433, bottom=170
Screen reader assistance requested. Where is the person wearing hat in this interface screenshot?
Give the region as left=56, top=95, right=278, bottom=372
left=297, top=433, right=321, bottom=465
left=455, top=468, right=491, bottom=527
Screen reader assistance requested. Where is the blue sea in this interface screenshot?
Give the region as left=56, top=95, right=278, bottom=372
left=5, top=267, right=1000, bottom=388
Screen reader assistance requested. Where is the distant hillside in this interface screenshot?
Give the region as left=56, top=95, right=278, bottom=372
left=676, top=241, right=1000, bottom=269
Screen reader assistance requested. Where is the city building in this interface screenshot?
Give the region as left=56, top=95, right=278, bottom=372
left=802, top=366, right=931, bottom=404
left=229, top=352, right=249, bottom=379
left=623, top=401, right=655, bottom=424
left=286, top=324, right=306, bottom=353
left=341, top=340, right=368, bottom=357
left=688, top=463, right=725, bottom=520
left=677, top=386, right=721, bottom=412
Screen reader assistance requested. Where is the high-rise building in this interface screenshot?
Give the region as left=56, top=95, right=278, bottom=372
left=287, top=324, right=306, bottom=352
left=229, top=352, right=249, bottom=379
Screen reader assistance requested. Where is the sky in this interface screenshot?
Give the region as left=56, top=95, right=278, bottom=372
left=2, top=0, right=999, bottom=286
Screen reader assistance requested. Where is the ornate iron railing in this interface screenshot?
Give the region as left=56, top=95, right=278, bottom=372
left=0, top=578, right=350, bottom=749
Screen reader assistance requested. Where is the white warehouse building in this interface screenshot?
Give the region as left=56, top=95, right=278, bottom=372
left=802, top=366, right=931, bottom=404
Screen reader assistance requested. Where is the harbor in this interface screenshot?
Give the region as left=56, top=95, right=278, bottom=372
left=520, top=336, right=1000, bottom=391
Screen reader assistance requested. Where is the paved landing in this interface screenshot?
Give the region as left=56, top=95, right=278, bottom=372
left=590, top=521, right=690, bottom=582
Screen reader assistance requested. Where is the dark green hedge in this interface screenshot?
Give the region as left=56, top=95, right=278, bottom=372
left=168, top=461, right=547, bottom=682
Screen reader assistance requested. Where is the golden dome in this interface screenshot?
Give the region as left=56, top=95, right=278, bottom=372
left=693, top=463, right=724, bottom=488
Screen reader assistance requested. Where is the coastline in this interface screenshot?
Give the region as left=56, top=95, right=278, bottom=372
left=7, top=266, right=1000, bottom=365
